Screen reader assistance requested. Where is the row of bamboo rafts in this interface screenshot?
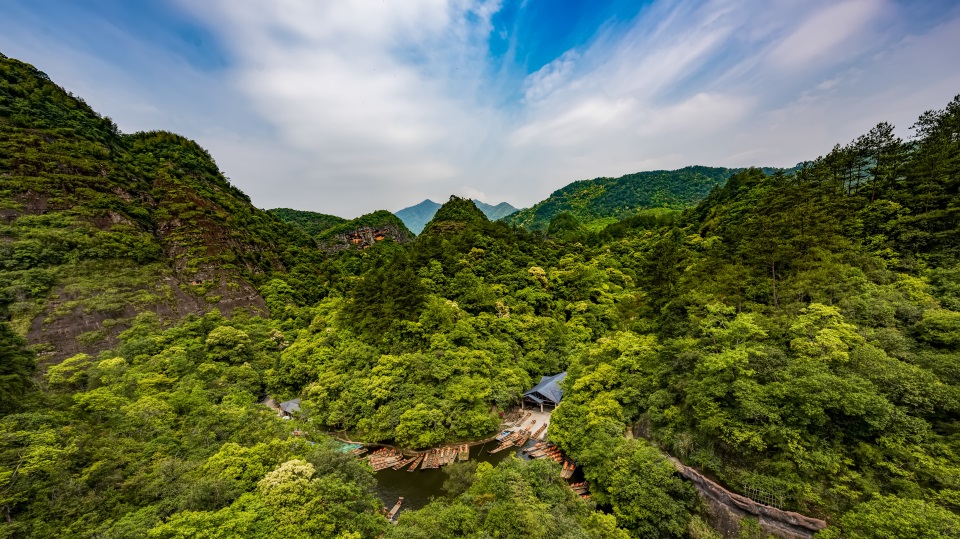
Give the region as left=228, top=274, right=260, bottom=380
left=392, top=454, right=419, bottom=470
left=418, top=445, right=469, bottom=470
left=528, top=442, right=558, bottom=458
left=366, top=448, right=404, bottom=471
left=489, top=423, right=535, bottom=454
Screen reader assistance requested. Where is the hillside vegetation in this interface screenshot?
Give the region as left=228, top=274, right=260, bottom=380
left=267, top=208, right=348, bottom=237
left=503, top=166, right=735, bottom=230
left=1, top=51, right=959, bottom=539
left=0, top=54, right=324, bottom=361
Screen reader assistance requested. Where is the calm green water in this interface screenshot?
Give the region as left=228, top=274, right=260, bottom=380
left=373, top=439, right=537, bottom=514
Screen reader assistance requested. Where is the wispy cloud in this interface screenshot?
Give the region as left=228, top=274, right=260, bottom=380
left=2, top=0, right=958, bottom=216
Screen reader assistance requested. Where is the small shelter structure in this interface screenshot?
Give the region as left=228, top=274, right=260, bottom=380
left=279, top=397, right=301, bottom=417
left=522, top=372, right=566, bottom=412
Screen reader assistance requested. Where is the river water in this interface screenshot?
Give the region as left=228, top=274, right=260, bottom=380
left=373, top=438, right=535, bottom=512
left=372, top=437, right=585, bottom=518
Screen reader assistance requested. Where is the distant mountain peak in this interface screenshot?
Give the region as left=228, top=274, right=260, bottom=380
left=395, top=197, right=518, bottom=234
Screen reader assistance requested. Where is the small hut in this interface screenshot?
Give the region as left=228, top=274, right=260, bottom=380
left=279, top=397, right=301, bottom=418
left=522, top=372, right=566, bottom=412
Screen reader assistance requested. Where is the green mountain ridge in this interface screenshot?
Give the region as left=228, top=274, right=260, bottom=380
left=503, top=166, right=737, bottom=230
left=266, top=208, right=348, bottom=237
left=0, top=55, right=322, bottom=360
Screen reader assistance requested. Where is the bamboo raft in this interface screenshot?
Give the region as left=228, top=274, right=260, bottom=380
left=367, top=448, right=404, bottom=471
left=349, top=447, right=369, bottom=457
left=421, top=449, right=437, bottom=469
left=387, top=497, right=403, bottom=521
left=458, top=444, right=469, bottom=461
left=532, top=422, right=547, bottom=439
left=406, top=454, right=424, bottom=471
left=489, top=431, right=522, bottom=453
left=561, top=460, right=576, bottom=479
left=392, top=455, right=419, bottom=470
left=517, top=431, right=531, bottom=447
left=523, top=442, right=544, bottom=454
left=530, top=446, right=557, bottom=458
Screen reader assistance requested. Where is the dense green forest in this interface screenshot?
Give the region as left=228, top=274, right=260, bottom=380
left=267, top=208, right=348, bottom=237
left=502, top=166, right=737, bottom=230
left=1, top=52, right=960, bottom=538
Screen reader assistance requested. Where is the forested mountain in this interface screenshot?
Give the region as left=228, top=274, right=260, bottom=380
left=2, top=51, right=960, bottom=539
left=395, top=198, right=519, bottom=233
left=267, top=208, right=348, bottom=237
left=0, top=54, right=324, bottom=361
left=502, top=166, right=736, bottom=230
left=315, top=210, right=413, bottom=253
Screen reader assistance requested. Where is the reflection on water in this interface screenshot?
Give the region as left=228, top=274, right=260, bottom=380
left=373, top=439, right=533, bottom=513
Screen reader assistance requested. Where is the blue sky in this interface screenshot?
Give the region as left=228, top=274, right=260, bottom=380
left=2, top=0, right=959, bottom=217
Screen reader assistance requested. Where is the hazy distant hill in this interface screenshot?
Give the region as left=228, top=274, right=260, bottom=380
left=473, top=200, right=519, bottom=221
left=394, top=200, right=441, bottom=234
left=502, top=166, right=736, bottom=230
left=396, top=198, right=518, bottom=233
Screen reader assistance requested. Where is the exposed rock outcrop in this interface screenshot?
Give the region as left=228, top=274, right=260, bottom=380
left=320, top=224, right=411, bottom=253
left=667, top=457, right=828, bottom=538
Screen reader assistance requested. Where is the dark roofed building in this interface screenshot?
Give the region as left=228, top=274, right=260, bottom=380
left=279, top=398, right=301, bottom=416
left=522, top=372, right=566, bottom=412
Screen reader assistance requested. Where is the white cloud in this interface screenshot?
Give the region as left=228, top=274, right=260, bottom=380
left=767, top=0, right=888, bottom=70
left=522, top=50, right=579, bottom=103
left=4, top=0, right=957, bottom=216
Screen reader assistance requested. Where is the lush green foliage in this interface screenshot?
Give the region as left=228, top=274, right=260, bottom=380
left=0, top=310, right=389, bottom=538
left=0, top=55, right=323, bottom=356
left=268, top=207, right=348, bottom=237
left=392, top=457, right=628, bottom=539
left=503, top=166, right=735, bottom=230
left=424, top=195, right=489, bottom=228
left=0, top=322, right=35, bottom=413
left=318, top=210, right=412, bottom=241
left=547, top=97, right=960, bottom=536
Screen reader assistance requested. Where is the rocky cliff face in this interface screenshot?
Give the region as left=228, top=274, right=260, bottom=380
left=320, top=223, right=411, bottom=253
